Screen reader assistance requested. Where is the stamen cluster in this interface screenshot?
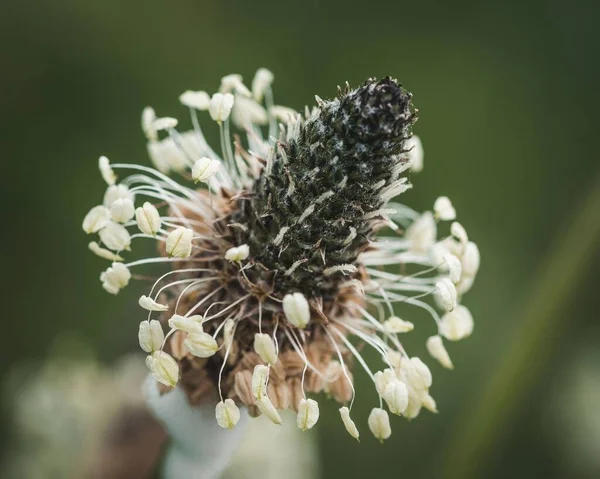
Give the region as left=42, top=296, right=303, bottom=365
left=82, top=69, right=480, bottom=441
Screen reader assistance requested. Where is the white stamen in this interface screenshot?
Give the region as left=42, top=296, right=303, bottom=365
left=88, top=241, right=123, bottom=261
left=434, top=196, right=456, bottom=221
left=215, top=399, right=241, bottom=429
left=179, top=90, right=211, bottom=110
left=98, top=156, right=116, bottom=185
left=368, top=408, right=391, bottom=442
left=82, top=205, right=111, bottom=234
left=139, top=295, right=169, bottom=312
left=138, top=320, right=164, bottom=353
left=297, top=398, right=319, bottom=431
left=426, top=335, right=453, bottom=369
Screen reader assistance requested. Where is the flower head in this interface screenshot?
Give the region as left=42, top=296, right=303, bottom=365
left=82, top=70, right=479, bottom=440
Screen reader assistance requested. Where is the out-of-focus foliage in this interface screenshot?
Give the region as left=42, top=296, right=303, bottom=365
left=1, top=0, right=599, bottom=478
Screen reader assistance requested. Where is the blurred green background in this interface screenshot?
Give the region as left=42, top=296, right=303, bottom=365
left=2, top=0, right=600, bottom=478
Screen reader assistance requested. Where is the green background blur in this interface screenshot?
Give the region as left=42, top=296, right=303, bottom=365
left=2, top=0, right=600, bottom=478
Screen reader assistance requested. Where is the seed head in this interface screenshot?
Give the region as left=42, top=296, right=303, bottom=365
left=81, top=69, right=480, bottom=440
